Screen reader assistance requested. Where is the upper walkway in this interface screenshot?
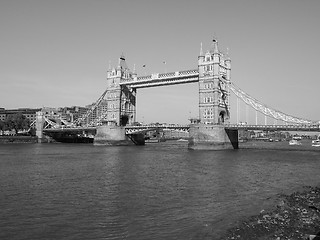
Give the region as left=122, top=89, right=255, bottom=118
left=120, top=69, right=199, bottom=88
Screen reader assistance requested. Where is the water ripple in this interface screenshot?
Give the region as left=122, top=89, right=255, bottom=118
left=1, top=142, right=320, bottom=239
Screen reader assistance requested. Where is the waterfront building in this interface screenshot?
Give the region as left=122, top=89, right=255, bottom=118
left=59, top=106, right=88, bottom=122
left=0, top=108, right=41, bottom=122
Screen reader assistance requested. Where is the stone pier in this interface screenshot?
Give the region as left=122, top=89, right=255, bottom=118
left=35, top=111, right=45, bottom=143
left=94, top=122, right=145, bottom=146
left=188, top=124, right=238, bottom=150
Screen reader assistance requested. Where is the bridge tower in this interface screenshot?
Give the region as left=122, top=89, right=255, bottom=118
left=189, top=38, right=237, bottom=150
left=198, top=38, right=230, bottom=124
left=94, top=55, right=144, bottom=145
left=105, top=54, right=136, bottom=126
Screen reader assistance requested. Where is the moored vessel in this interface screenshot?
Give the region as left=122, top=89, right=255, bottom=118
left=312, top=135, right=320, bottom=147
left=312, top=140, right=320, bottom=147
left=289, top=139, right=301, bottom=146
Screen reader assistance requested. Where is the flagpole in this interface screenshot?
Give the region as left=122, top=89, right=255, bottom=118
left=142, top=64, right=146, bottom=75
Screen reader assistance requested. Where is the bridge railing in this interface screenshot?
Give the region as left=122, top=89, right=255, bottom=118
left=225, top=123, right=320, bottom=131
left=126, top=124, right=190, bottom=129
left=136, top=69, right=198, bottom=81
left=125, top=124, right=190, bottom=134
left=158, top=72, right=176, bottom=79
left=178, top=69, right=199, bottom=76
left=136, top=75, right=152, bottom=81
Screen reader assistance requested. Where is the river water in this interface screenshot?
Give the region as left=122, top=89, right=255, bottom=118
left=1, top=142, right=320, bottom=240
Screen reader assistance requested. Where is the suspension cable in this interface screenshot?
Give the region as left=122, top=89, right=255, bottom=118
left=229, top=82, right=312, bottom=124
left=75, top=89, right=108, bottom=125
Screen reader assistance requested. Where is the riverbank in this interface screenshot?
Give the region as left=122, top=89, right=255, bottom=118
left=239, top=139, right=320, bottom=151
left=0, top=135, right=38, bottom=143
left=220, top=186, right=320, bottom=240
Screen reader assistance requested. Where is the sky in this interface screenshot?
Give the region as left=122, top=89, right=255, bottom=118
left=0, top=0, right=319, bottom=124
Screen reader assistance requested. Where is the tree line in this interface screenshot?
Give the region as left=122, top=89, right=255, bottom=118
left=0, top=113, right=34, bottom=135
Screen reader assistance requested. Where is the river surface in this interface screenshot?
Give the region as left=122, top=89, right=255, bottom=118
left=1, top=142, right=320, bottom=240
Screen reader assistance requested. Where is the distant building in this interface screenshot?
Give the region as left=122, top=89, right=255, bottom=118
left=0, top=108, right=41, bottom=122
left=0, top=109, right=5, bottom=121
left=0, top=104, right=101, bottom=125
left=41, top=107, right=60, bottom=116
left=59, top=106, right=88, bottom=122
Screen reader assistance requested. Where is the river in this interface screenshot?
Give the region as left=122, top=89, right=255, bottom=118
left=1, top=142, right=319, bottom=240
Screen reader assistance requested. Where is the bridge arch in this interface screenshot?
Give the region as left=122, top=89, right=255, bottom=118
left=120, top=115, right=129, bottom=126
left=219, top=110, right=228, bottom=124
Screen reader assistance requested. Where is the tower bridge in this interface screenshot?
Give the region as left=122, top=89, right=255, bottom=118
left=36, top=38, right=319, bottom=149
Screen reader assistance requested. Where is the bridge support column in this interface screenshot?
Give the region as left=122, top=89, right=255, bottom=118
left=94, top=122, right=144, bottom=146
left=36, top=111, right=45, bottom=143
left=188, top=124, right=238, bottom=150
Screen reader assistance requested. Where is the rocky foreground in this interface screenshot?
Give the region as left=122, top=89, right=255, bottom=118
left=220, top=186, right=320, bottom=240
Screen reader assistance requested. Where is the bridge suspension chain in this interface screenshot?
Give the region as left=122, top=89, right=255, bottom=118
left=75, top=89, right=108, bottom=126
left=228, top=82, right=312, bottom=125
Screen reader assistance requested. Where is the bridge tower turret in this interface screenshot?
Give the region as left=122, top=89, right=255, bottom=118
left=198, top=38, right=230, bottom=125
left=106, top=54, right=136, bottom=126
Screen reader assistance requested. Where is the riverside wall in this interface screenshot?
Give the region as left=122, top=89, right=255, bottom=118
left=0, top=136, right=38, bottom=143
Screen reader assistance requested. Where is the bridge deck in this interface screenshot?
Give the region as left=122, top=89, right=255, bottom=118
left=43, top=124, right=320, bottom=134
left=43, top=127, right=97, bottom=133
left=225, top=124, right=320, bottom=132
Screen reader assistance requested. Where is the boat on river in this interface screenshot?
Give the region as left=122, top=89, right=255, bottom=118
left=289, top=139, right=301, bottom=146
left=312, top=140, right=320, bottom=147
left=177, top=138, right=188, bottom=142
left=54, top=135, right=94, bottom=143
left=312, top=135, right=320, bottom=147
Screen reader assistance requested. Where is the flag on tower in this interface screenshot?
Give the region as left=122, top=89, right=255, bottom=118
left=142, top=64, right=146, bottom=67
left=163, top=61, right=167, bottom=73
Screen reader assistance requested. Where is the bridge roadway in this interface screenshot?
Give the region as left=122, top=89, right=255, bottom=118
left=43, top=124, right=320, bottom=135
left=43, top=126, right=97, bottom=134
left=43, top=124, right=190, bottom=135
left=126, top=124, right=320, bottom=134
left=226, top=124, right=320, bottom=132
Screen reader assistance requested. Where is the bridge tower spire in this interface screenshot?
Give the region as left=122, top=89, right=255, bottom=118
left=198, top=38, right=230, bottom=124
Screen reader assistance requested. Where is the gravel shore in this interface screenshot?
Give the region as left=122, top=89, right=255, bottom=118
left=220, top=186, right=320, bottom=240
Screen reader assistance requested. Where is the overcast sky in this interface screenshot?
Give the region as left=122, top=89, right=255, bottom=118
left=1, top=0, right=319, bottom=124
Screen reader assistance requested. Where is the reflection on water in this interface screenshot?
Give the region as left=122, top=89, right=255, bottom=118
left=0, top=142, right=320, bottom=239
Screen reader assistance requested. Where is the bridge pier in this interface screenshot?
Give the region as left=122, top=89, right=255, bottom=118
left=188, top=124, right=238, bottom=150
left=94, top=121, right=145, bottom=146
left=36, top=111, right=45, bottom=143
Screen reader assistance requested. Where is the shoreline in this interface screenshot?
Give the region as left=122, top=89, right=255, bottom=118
left=219, top=186, right=320, bottom=240
left=0, top=135, right=38, bottom=143
left=239, top=139, right=320, bottom=151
